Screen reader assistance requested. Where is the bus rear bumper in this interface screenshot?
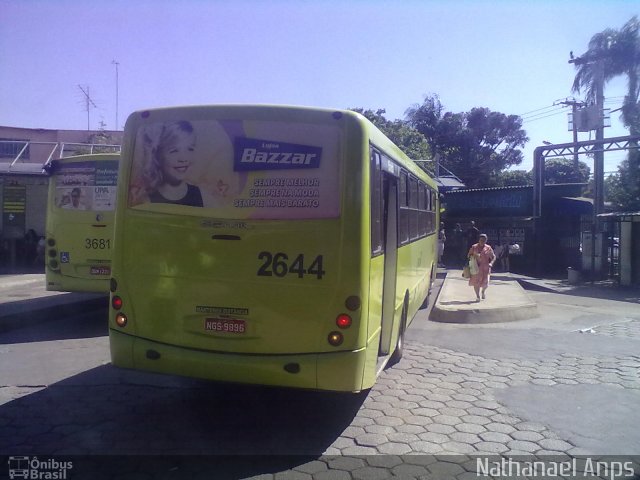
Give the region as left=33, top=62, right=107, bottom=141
left=109, top=329, right=368, bottom=392
left=46, top=269, right=110, bottom=293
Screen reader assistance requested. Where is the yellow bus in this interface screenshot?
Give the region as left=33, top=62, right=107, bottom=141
left=45, top=153, right=120, bottom=292
left=109, top=105, right=438, bottom=392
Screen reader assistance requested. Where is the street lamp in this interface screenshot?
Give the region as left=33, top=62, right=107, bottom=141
left=111, top=60, right=120, bottom=130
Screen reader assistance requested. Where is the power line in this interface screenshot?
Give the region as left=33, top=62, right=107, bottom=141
left=521, top=109, right=567, bottom=123
left=520, top=106, right=566, bottom=120
left=518, top=104, right=560, bottom=117
left=518, top=97, right=581, bottom=117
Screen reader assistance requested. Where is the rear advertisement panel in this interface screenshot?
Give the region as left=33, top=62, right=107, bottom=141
left=128, top=119, right=341, bottom=219
left=54, top=160, right=119, bottom=211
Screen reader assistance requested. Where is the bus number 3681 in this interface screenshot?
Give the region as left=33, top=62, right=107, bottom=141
left=257, top=252, right=325, bottom=279
left=85, top=238, right=111, bottom=250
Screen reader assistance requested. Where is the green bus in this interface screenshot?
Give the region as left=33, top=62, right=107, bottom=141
left=45, top=153, right=120, bottom=292
left=109, top=105, right=438, bottom=392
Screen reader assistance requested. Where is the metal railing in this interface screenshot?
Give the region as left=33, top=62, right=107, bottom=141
left=0, top=140, right=121, bottom=173
left=413, top=157, right=465, bottom=185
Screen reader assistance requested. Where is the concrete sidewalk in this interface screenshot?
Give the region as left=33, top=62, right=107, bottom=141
left=431, top=270, right=539, bottom=323
left=0, top=274, right=107, bottom=332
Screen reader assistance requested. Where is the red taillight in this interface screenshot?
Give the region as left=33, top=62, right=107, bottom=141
left=336, top=314, right=352, bottom=329
left=112, top=296, right=123, bottom=310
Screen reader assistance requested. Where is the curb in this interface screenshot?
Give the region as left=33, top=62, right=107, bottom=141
left=430, top=301, right=539, bottom=324
left=430, top=271, right=539, bottom=324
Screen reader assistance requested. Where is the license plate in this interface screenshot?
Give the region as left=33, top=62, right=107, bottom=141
left=90, top=266, right=111, bottom=275
left=205, top=318, right=246, bottom=334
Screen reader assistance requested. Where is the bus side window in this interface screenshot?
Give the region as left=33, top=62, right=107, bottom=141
left=424, top=187, right=431, bottom=234
left=399, top=170, right=409, bottom=245
left=430, top=190, right=437, bottom=234
left=418, top=183, right=427, bottom=237
left=370, top=148, right=383, bottom=257
left=409, top=176, right=419, bottom=240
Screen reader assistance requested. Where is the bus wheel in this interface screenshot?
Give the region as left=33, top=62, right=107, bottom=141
left=389, top=297, right=408, bottom=366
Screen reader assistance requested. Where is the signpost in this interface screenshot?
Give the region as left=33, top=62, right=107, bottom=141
left=2, top=184, right=27, bottom=270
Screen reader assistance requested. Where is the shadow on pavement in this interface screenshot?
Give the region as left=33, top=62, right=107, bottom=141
left=0, top=364, right=368, bottom=477
left=0, top=305, right=109, bottom=344
left=517, top=278, right=640, bottom=304
left=489, top=274, right=519, bottom=282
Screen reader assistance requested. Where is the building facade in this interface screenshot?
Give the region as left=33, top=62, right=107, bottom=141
left=442, top=184, right=591, bottom=276
left=598, top=211, right=640, bottom=286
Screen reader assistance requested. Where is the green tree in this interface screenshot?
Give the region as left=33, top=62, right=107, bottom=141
left=572, top=16, right=640, bottom=210
left=350, top=108, right=433, bottom=172
left=492, top=169, right=532, bottom=187
left=606, top=159, right=640, bottom=210
left=572, top=16, right=640, bottom=135
left=405, top=95, right=528, bottom=188
left=544, top=158, right=591, bottom=184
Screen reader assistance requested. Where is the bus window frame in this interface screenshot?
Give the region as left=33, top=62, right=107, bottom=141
left=370, top=147, right=384, bottom=258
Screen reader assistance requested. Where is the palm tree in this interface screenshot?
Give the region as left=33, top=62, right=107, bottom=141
left=571, top=16, right=639, bottom=136
left=572, top=17, right=640, bottom=211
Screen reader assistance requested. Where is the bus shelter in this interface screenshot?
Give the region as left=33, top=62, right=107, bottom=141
left=442, top=184, right=589, bottom=276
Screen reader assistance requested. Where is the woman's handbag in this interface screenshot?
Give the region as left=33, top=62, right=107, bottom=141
left=462, top=265, right=471, bottom=278
left=469, top=256, right=479, bottom=275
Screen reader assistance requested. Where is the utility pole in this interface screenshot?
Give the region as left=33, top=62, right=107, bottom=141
left=594, top=60, right=605, bottom=217
left=568, top=55, right=605, bottom=217
left=569, top=54, right=606, bottom=280
left=77, top=85, right=98, bottom=131
left=111, top=60, right=120, bottom=130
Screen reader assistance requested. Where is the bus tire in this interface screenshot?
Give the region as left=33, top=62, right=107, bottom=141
left=388, top=297, right=408, bottom=366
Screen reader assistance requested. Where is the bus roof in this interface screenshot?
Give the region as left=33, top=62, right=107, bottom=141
left=348, top=110, right=437, bottom=189
left=45, top=153, right=120, bottom=175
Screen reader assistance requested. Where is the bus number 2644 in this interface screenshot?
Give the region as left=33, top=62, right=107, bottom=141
left=257, top=252, right=325, bottom=279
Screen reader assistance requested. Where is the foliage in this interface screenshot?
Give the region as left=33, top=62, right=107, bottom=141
left=488, top=160, right=589, bottom=188
left=544, top=158, right=591, bottom=184
left=349, top=108, right=433, bottom=174
left=572, top=16, right=640, bottom=210
left=572, top=16, right=640, bottom=135
left=492, top=169, right=532, bottom=187
left=405, top=95, right=528, bottom=188
left=605, top=155, right=640, bottom=210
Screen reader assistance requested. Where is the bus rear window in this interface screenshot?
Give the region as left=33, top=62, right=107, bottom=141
left=128, top=119, right=341, bottom=220
left=53, top=160, right=118, bottom=211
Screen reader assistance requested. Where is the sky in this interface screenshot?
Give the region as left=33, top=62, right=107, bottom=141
left=1, top=0, right=637, bottom=174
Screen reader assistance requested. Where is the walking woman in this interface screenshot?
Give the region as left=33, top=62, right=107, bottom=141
left=468, top=233, right=496, bottom=301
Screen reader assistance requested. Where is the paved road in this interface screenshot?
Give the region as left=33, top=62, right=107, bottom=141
left=1, top=277, right=639, bottom=479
